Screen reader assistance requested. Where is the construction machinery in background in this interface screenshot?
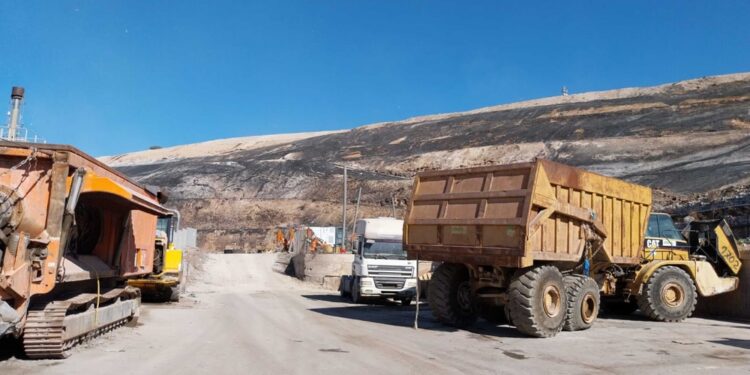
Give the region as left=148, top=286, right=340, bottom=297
left=127, top=212, right=184, bottom=302
left=404, top=159, right=742, bottom=337
left=340, top=218, right=418, bottom=305
left=0, top=87, right=171, bottom=358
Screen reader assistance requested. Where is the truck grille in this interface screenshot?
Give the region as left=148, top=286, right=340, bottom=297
left=374, top=278, right=406, bottom=290
left=367, top=265, right=413, bottom=277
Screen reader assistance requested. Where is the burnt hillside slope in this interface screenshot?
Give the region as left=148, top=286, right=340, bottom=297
left=103, top=73, right=750, bottom=250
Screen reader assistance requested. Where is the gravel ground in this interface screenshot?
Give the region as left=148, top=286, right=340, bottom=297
left=1, top=253, right=749, bottom=375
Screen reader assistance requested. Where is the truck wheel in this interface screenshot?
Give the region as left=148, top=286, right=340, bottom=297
left=563, top=275, right=600, bottom=331
left=637, top=266, right=697, bottom=322
left=351, top=277, right=362, bottom=304
left=508, top=265, right=567, bottom=338
left=340, top=276, right=351, bottom=298
left=400, top=298, right=413, bottom=306
left=428, top=263, right=477, bottom=328
left=478, top=303, right=508, bottom=325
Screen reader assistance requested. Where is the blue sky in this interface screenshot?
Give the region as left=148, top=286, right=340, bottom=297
left=1, top=1, right=749, bottom=156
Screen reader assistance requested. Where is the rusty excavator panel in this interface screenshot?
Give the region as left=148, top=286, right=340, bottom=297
left=0, top=140, right=170, bottom=357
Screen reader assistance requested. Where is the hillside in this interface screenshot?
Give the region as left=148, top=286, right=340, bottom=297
left=101, top=73, right=750, bottom=251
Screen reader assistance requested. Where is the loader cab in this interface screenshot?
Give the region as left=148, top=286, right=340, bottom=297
left=644, top=213, right=690, bottom=260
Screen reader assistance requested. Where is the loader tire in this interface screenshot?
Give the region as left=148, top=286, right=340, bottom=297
left=508, top=266, right=567, bottom=338
left=478, top=303, right=508, bottom=325
left=428, top=263, right=477, bottom=328
left=563, top=275, right=600, bottom=331
left=637, top=266, right=696, bottom=322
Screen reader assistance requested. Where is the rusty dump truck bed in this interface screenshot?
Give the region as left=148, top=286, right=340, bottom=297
left=404, top=159, right=652, bottom=268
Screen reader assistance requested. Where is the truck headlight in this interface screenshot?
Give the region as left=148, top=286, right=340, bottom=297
left=360, top=278, right=374, bottom=287
left=405, top=279, right=417, bottom=287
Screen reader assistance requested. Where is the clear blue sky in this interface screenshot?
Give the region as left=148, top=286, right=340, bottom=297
left=1, top=1, right=749, bottom=156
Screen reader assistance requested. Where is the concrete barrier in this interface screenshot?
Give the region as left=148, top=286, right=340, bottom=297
left=696, top=250, right=750, bottom=320
left=273, top=252, right=353, bottom=290
left=273, top=252, right=434, bottom=292
left=302, top=253, right=354, bottom=286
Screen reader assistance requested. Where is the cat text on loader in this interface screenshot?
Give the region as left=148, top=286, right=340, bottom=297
left=0, top=142, right=171, bottom=358
left=404, top=159, right=741, bottom=337
left=127, top=211, right=184, bottom=302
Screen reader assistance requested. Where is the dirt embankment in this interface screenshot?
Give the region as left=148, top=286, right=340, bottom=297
left=104, top=73, right=750, bottom=250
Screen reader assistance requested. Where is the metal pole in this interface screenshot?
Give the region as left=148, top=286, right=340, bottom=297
left=414, top=253, right=420, bottom=329
left=342, top=165, right=347, bottom=250
left=351, top=187, right=361, bottom=235
left=8, top=87, right=24, bottom=141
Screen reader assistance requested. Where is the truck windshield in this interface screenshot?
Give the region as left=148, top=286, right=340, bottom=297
left=363, top=241, right=406, bottom=260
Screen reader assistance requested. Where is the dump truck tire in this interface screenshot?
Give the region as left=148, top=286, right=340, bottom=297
left=638, top=266, right=697, bottom=322
left=563, top=275, right=600, bottom=331
left=508, top=265, right=567, bottom=338
left=478, top=303, right=507, bottom=325
left=428, top=263, right=477, bottom=328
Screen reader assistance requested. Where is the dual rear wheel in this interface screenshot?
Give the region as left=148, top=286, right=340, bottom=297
left=430, top=263, right=600, bottom=337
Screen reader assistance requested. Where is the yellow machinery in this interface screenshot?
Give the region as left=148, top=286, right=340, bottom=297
left=128, top=212, right=184, bottom=302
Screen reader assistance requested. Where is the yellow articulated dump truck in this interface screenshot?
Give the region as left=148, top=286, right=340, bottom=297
left=127, top=211, right=184, bottom=302
left=0, top=142, right=171, bottom=358
left=404, top=159, right=741, bottom=337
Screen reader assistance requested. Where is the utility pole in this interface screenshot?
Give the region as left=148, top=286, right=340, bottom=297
left=351, top=187, right=361, bottom=235
left=342, top=165, right=347, bottom=250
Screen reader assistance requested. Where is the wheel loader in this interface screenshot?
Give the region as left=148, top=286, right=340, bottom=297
left=0, top=140, right=171, bottom=358
left=403, top=159, right=742, bottom=337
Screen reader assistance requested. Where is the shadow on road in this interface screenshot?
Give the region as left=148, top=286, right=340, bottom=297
left=0, top=336, right=22, bottom=361
left=302, top=294, right=526, bottom=338
left=709, top=338, right=750, bottom=350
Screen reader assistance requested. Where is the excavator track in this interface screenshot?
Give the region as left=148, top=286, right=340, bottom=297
left=22, top=304, right=70, bottom=359
left=22, top=287, right=141, bottom=359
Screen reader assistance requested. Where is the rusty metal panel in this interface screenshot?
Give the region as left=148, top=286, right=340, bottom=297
left=405, top=159, right=652, bottom=268
left=0, top=144, right=168, bottom=317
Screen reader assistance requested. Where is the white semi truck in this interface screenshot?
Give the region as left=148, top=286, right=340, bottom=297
left=340, top=218, right=418, bottom=305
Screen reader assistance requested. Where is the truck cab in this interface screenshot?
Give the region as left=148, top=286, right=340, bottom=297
left=341, top=218, right=417, bottom=305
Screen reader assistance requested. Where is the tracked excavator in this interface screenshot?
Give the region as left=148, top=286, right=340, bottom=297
left=0, top=87, right=170, bottom=358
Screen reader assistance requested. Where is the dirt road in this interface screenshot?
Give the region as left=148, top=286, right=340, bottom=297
left=2, top=253, right=750, bottom=374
